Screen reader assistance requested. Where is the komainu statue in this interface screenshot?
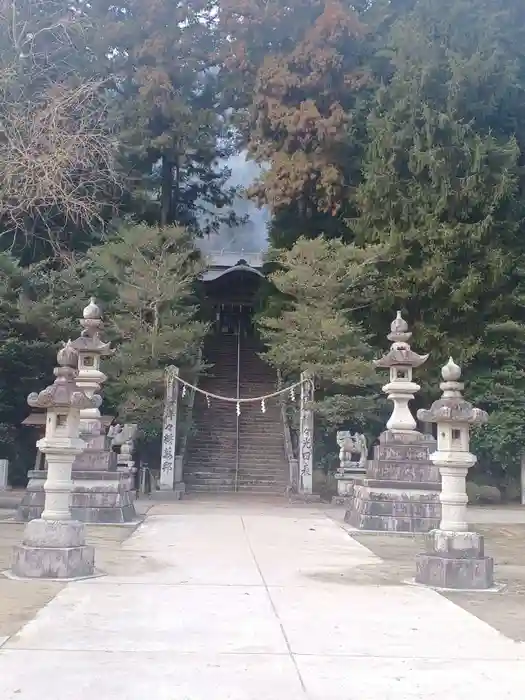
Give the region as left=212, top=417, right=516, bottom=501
left=336, top=431, right=368, bottom=473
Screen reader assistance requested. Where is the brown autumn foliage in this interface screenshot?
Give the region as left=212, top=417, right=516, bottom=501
left=220, top=0, right=370, bottom=216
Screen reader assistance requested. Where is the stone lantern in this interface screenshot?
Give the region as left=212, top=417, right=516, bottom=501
left=374, top=311, right=429, bottom=432
left=344, top=311, right=441, bottom=533
left=71, top=297, right=112, bottom=437
left=11, top=342, right=100, bottom=579
left=415, top=357, right=492, bottom=589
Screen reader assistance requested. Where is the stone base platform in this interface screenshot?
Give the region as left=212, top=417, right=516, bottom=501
left=332, top=470, right=366, bottom=507
left=11, top=519, right=95, bottom=579
left=17, top=470, right=137, bottom=523
left=150, top=483, right=186, bottom=501
left=415, top=530, right=494, bottom=590
left=345, top=481, right=441, bottom=532
left=344, top=430, right=441, bottom=533
left=73, top=444, right=116, bottom=471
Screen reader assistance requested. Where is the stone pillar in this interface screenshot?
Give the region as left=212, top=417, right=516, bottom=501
left=299, top=371, right=314, bottom=495
left=345, top=311, right=441, bottom=533
left=160, top=365, right=181, bottom=492
left=11, top=342, right=98, bottom=579
left=0, top=459, right=8, bottom=490
left=415, top=358, right=492, bottom=589
left=521, top=453, right=525, bottom=506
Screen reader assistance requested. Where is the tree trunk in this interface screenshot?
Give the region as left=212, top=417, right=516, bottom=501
left=160, top=155, right=173, bottom=227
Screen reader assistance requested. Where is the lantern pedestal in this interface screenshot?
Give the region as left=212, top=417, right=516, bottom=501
left=415, top=530, right=494, bottom=590
left=18, top=468, right=136, bottom=524
left=11, top=518, right=95, bottom=580
left=345, top=430, right=441, bottom=532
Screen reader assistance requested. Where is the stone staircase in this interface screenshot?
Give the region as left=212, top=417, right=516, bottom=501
left=184, top=334, right=289, bottom=494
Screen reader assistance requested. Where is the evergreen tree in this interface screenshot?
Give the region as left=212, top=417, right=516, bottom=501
left=87, top=223, right=208, bottom=439
left=258, top=237, right=385, bottom=431
left=356, top=0, right=525, bottom=475
left=92, top=0, right=237, bottom=232
left=220, top=0, right=372, bottom=248
left=0, top=254, right=65, bottom=483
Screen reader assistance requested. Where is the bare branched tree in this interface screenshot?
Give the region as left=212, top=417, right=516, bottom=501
left=0, top=0, right=122, bottom=250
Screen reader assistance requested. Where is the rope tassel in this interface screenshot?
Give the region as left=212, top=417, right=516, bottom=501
left=261, top=399, right=266, bottom=413
left=236, top=401, right=241, bottom=416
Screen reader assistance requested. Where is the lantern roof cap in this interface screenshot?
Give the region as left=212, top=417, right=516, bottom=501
left=374, top=311, right=428, bottom=369
left=27, top=341, right=100, bottom=411
left=417, top=357, right=488, bottom=426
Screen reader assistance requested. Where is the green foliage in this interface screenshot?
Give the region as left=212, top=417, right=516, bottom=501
left=258, top=236, right=384, bottom=431
left=2, top=0, right=525, bottom=483
left=0, top=254, right=61, bottom=482
left=91, top=0, right=237, bottom=232
left=88, top=223, right=208, bottom=438
left=11, top=223, right=208, bottom=462
left=353, top=0, right=525, bottom=473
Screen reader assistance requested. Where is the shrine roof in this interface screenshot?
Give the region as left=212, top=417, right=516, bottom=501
left=202, top=252, right=264, bottom=281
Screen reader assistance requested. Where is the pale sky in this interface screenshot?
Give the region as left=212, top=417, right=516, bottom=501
left=198, top=152, right=270, bottom=255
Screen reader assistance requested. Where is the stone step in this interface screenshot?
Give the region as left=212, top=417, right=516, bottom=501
left=184, top=466, right=288, bottom=474
left=185, top=341, right=288, bottom=494
left=186, top=483, right=288, bottom=494
left=186, top=450, right=287, bottom=457
left=186, top=476, right=288, bottom=483
left=187, top=451, right=287, bottom=460
left=186, top=466, right=287, bottom=474
left=186, top=470, right=288, bottom=479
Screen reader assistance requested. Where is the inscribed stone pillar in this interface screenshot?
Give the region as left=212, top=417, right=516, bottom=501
left=299, top=371, right=314, bottom=495
left=0, top=459, right=8, bottom=490
left=160, top=366, right=180, bottom=491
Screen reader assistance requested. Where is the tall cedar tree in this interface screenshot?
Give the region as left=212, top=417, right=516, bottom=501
left=91, top=0, right=237, bottom=232
left=219, top=0, right=371, bottom=247
left=356, top=0, right=525, bottom=475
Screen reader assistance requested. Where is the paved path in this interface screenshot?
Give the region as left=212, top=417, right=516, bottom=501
left=1, top=500, right=525, bottom=699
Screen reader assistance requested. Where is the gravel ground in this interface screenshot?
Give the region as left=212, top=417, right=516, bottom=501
left=351, top=523, right=525, bottom=642
left=0, top=517, right=147, bottom=640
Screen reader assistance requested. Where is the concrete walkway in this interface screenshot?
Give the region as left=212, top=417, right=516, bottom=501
left=1, top=499, right=525, bottom=699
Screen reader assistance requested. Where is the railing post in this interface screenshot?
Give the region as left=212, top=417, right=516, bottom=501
left=160, top=366, right=179, bottom=491
left=299, top=371, right=314, bottom=495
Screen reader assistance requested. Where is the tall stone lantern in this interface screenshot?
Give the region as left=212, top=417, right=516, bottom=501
left=374, top=311, right=429, bottom=432
left=345, top=311, right=441, bottom=533
left=11, top=342, right=100, bottom=579
left=71, top=297, right=112, bottom=438
left=415, top=357, right=492, bottom=589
